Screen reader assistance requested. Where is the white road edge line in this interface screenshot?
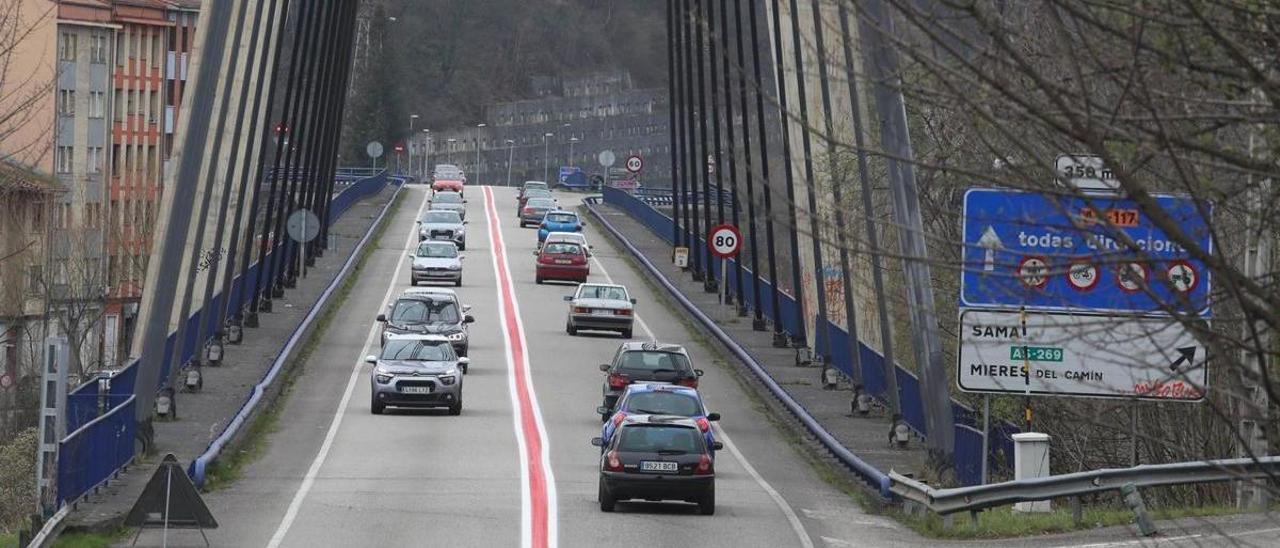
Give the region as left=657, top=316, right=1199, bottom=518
left=589, top=252, right=816, bottom=548
left=265, top=188, right=431, bottom=548
left=1054, top=526, right=1280, bottom=548
left=486, top=187, right=559, bottom=548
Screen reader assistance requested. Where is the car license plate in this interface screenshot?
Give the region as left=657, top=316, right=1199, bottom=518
left=554, top=259, right=572, bottom=264
left=401, top=386, right=431, bottom=394
left=592, top=309, right=614, bottom=316
left=640, top=461, right=678, bottom=472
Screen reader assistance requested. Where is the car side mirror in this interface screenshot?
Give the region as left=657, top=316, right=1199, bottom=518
left=532, top=250, right=540, bottom=256
left=458, top=357, right=471, bottom=366
left=376, top=314, right=387, bottom=322
left=599, top=363, right=610, bottom=372
left=463, top=220, right=469, bottom=224
left=563, top=295, right=573, bottom=301
left=707, top=412, right=721, bottom=421
left=590, top=437, right=605, bottom=447
left=462, top=304, right=472, bottom=312
left=464, top=315, right=475, bottom=324
left=458, top=254, right=465, bottom=260
left=712, top=441, right=724, bottom=451
left=695, top=369, right=704, bottom=377
left=596, top=406, right=610, bottom=416
left=364, top=355, right=377, bottom=365
left=630, top=298, right=637, bottom=304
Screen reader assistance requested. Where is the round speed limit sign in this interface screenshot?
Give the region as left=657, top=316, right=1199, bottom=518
left=708, top=224, right=741, bottom=258
left=625, top=154, right=643, bottom=173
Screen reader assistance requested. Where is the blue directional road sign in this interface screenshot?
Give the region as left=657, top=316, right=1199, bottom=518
left=961, top=189, right=1212, bottom=316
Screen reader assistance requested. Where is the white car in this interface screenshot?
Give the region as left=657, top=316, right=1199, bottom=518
left=542, top=231, right=592, bottom=256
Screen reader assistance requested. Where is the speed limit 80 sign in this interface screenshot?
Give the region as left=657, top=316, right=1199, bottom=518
left=708, top=224, right=741, bottom=258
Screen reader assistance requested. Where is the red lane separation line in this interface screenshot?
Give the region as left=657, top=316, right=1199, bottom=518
left=483, top=187, right=552, bottom=548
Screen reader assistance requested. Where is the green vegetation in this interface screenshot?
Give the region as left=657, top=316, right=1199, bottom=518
left=202, top=190, right=406, bottom=491
left=50, top=528, right=128, bottom=548
left=0, top=531, right=17, bottom=548
left=0, top=428, right=37, bottom=533
left=898, top=503, right=1244, bottom=540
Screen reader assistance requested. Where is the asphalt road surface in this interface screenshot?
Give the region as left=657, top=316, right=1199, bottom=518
left=182, top=185, right=1280, bottom=548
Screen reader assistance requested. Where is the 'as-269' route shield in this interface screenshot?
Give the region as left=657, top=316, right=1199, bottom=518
left=957, top=308, right=1207, bottom=400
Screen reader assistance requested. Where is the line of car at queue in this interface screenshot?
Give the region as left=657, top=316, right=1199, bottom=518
left=515, top=181, right=725, bottom=516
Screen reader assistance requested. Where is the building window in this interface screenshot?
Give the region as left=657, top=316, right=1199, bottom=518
left=58, top=90, right=75, bottom=116
left=88, top=91, right=105, bottom=118
left=56, top=146, right=74, bottom=173
left=87, top=146, right=103, bottom=174
left=28, top=265, right=43, bottom=293
left=60, top=33, right=77, bottom=61
left=91, top=33, right=108, bottom=63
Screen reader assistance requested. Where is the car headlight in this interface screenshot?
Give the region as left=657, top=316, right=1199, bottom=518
left=456, top=228, right=465, bottom=235
left=439, top=374, right=457, bottom=385
left=374, top=373, right=393, bottom=384
left=447, top=332, right=466, bottom=341
left=447, top=264, right=461, bottom=270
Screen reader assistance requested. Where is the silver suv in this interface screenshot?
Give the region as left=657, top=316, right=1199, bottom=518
left=367, top=334, right=466, bottom=415
left=419, top=210, right=467, bottom=249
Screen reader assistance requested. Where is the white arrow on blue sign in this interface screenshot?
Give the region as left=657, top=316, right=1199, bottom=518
left=960, top=188, right=1212, bottom=316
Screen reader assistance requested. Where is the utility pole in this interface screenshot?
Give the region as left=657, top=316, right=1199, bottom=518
left=858, top=0, right=955, bottom=469
left=506, top=139, right=515, bottom=186
left=409, top=114, right=419, bottom=178
left=476, top=123, right=486, bottom=186
left=543, top=132, right=553, bottom=182
left=1238, top=100, right=1273, bottom=509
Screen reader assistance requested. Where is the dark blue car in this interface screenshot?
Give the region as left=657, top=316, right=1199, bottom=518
left=598, top=384, right=719, bottom=453
left=537, top=211, right=584, bottom=243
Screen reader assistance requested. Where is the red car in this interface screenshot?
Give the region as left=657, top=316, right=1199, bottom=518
left=535, top=241, right=589, bottom=284
left=433, top=179, right=464, bottom=194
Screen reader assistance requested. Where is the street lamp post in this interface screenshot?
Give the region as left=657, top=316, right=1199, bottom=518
left=409, top=114, right=419, bottom=179
left=543, top=132, right=553, bottom=182
left=447, top=138, right=457, bottom=163
left=422, top=129, right=431, bottom=179
left=505, top=139, right=516, bottom=187
left=475, top=123, right=486, bottom=186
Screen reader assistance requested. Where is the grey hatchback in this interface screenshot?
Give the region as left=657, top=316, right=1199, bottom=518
left=367, top=334, right=467, bottom=415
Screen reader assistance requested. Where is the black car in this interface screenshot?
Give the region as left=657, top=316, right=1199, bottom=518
left=377, top=291, right=475, bottom=358
left=591, top=415, right=722, bottom=515
left=599, top=342, right=702, bottom=420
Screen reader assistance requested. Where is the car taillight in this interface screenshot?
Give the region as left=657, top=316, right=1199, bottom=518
left=606, top=450, right=624, bottom=472
left=537, top=254, right=553, bottom=264
left=696, top=417, right=710, bottom=432
left=571, top=255, right=587, bottom=265
left=611, top=412, right=626, bottom=428
left=573, top=306, right=590, bottom=313
left=523, top=207, right=533, bottom=215
left=694, top=454, right=713, bottom=475
left=608, top=373, right=630, bottom=390
left=616, top=309, right=632, bottom=316
left=677, top=377, right=699, bottom=389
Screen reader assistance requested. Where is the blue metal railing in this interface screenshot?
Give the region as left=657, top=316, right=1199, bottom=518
left=598, top=186, right=1017, bottom=486
left=54, top=169, right=393, bottom=507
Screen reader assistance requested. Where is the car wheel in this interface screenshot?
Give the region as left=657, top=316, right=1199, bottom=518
left=567, top=321, right=578, bottom=336
left=459, top=242, right=466, bottom=251
left=535, top=276, right=543, bottom=284
left=448, top=401, right=462, bottom=415
left=621, top=328, right=633, bottom=339
left=598, top=482, right=616, bottom=513
left=698, top=485, right=715, bottom=515
left=409, top=279, right=417, bottom=287
left=371, top=397, right=385, bottom=415
left=455, top=277, right=463, bottom=287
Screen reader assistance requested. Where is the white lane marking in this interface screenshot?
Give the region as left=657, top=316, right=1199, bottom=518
left=588, top=252, right=816, bottom=548
left=266, top=188, right=430, bottom=548
left=485, top=187, right=558, bottom=548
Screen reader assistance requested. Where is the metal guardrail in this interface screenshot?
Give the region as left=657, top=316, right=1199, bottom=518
left=889, top=456, right=1280, bottom=515
left=584, top=195, right=894, bottom=498
left=189, top=171, right=401, bottom=486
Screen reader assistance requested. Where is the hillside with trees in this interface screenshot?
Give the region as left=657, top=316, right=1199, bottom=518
left=340, top=0, right=667, bottom=163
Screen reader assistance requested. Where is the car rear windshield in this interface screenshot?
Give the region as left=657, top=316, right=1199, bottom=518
left=525, top=189, right=552, bottom=199
left=390, top=299, right=460, bottom=324
left=381, top=339, right=454, bottom=361
left=545, top=213, right=576, bottom=223
left=578, top=285, right=627, bottom=301
left=543, top=242, right=582, bottom=255
left=423, top=211, right=461, bottom=223
left=625, top=392, right=701, bottom=417
left=416, top=242, right=457, bottom=258
left=617, top=425, right=702, bottom=453
left=616, top=351, right=692, bottom=374
left=524, top=182, right=548, bottom=190
left=526, top=198, right=554, bottom=208
left=433, top=193, right=463, bottom=203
